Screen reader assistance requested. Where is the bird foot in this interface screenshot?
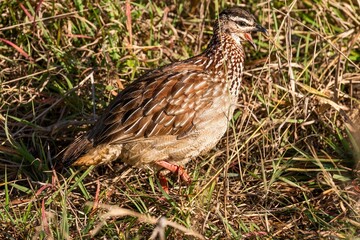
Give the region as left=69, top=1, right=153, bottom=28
left=157, top=171, right=170, bottom=194
left=155, top=160, right=191, bottom=183
left=155, top=160, right=191, bottom=193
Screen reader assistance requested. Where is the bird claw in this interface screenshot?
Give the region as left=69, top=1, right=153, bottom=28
left=155, top=160, right=191, bottom=193
left=157, top=171, right=169, bottom=194
left=175, top=165, right=191, bottom=184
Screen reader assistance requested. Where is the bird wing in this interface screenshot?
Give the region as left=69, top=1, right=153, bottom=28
left=88, top=61, right=216, bottom=146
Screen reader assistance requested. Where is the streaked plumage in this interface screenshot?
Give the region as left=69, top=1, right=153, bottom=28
left=61, top=7, right=266, bottom=186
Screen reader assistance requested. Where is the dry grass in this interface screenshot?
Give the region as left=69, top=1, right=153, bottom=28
left=0, top=0, right=359, bottom=239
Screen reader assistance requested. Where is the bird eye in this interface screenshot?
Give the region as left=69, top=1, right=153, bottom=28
left=236, top=20, right=247, bottom=26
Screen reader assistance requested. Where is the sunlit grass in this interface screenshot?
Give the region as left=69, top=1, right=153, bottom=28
left=0, top=0, right=359, bottom=239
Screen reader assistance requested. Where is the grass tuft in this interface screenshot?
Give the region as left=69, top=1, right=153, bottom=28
left=1, top=0, right=359, bottom=239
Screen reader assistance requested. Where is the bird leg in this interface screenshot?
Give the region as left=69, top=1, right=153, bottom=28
left=155, top=160, right=191, bottom=184
left=157, top=171, right=169, bottom=194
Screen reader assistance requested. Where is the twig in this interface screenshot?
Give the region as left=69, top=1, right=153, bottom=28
left=86, top=202, right=205, bottom=239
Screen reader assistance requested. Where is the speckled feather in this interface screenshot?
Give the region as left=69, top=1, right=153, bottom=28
left=61, top=7, right=265, bottom=170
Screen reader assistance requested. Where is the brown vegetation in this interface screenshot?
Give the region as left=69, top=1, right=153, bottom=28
left=0, top=0, right=359, bottom=239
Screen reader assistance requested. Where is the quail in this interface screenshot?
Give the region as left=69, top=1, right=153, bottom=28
left=61, top=7, right=266, bottom=191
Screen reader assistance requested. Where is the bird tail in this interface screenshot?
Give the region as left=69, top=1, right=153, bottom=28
left=59, top=135, right=93, bottom=169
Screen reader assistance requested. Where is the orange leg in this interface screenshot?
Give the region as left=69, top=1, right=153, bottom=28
left=155, top=160, right=191, bottom=184
left=157, top=171, right=169, bottom=194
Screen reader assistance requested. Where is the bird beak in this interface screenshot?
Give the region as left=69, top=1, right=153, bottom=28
left=244, top=33, right=257, bottom=50
left=255, top=23, right=267, bottom=34
left=244, top=24, right=267, bottom=50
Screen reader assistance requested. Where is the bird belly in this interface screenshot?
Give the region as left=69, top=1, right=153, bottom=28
left=191, top=95, right=235, bottom=156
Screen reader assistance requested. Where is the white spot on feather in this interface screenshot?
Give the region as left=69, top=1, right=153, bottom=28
left=231, top=33, right=242, bottom=46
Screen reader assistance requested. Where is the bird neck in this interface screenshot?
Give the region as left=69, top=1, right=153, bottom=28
left=203, top=21, right=245, bottom=97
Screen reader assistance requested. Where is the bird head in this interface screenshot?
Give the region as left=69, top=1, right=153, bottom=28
left=218, top=7, right=267, bottom=49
